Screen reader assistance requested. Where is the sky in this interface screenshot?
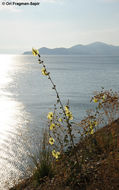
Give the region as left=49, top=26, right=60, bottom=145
left=0, top=0, right=119, bottom=54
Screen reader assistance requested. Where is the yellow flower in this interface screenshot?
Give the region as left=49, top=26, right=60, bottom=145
left=52, top=150, right=56, bottom=157
left=32, top=48, right=39, bottom=56
left=59, top=118, right=63, bottom=122
left=41, top=68, right=48, bottom=76
left=90, top=125, right=93, bottom=129
left=90, top=129, right=94, bottom=135
left=90, top=125, right=94, bottom=135
left=64, top=106, right=73, bottom=120
left=47, top=112, right=53, bottom=120
left=66, top=111, right=73, bottom=120
left=93, top=98, right=98, bottom=103
left=49, top=137, right=55, bottom=145
left=64, top=106, right=69, bottom=112
left=102, top=94, right=106, bottom=102
left=94, top=121, right=98, bottom=126
left=56, top=123, right=60, bottom=127
left=55, top=152, right=60, bottom=159
left=52, top=150, right=60, bottom=159
left=50, top=123, right=55, bottom=130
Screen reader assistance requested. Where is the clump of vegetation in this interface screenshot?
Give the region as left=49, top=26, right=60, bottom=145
left=91, top=88, right=119, bottom=124
left=31, top=129, right=54, bottom=184
left=10, top=49, right=119, bottom=190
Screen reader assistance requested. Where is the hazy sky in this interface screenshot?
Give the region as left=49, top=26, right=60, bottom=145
left=0, top=0, right=119, bottom=53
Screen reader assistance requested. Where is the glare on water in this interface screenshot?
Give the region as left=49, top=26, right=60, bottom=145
left=0, top=55, right=20, bottom=135
left=0, top=55, right=30, bottom=189
left=0, top=55, right=13, bottom=86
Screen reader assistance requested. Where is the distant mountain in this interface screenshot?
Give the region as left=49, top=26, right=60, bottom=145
left=24, top=42, right=119, bottom=55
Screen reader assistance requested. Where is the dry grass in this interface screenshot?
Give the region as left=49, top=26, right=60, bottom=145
left=10, top=118, right=119, bottom=190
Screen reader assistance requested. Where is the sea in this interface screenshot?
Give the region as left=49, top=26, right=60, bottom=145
left=0, top=54, right=119, bottom=189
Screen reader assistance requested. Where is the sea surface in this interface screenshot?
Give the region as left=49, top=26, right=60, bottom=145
left=0, top=55, right=119, bottom=189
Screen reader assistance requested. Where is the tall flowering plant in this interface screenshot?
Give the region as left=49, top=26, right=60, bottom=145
left=32, top=48, right=80, bottom=169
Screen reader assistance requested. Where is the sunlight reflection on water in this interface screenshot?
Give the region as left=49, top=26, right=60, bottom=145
left=0, top=55, right=13, bottom=87
left=0, top=55, right=31, bottom=189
